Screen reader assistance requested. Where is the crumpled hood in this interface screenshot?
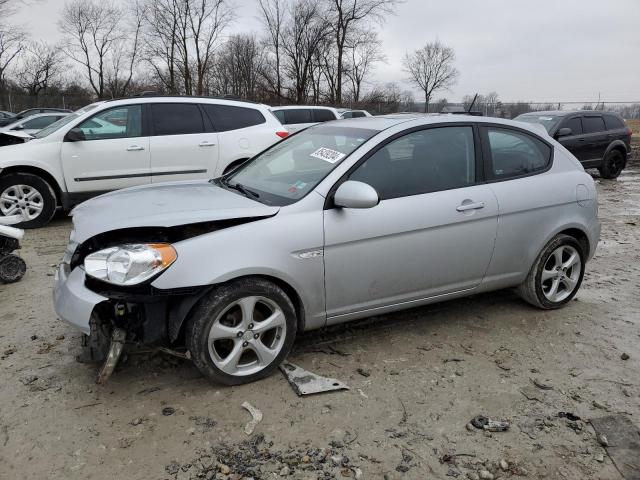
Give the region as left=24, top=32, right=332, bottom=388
left=71, top=180, right=279, bottom=242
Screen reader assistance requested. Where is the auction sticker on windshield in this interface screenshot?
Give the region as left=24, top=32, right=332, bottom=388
left=310, top=147, right=346, bottom=164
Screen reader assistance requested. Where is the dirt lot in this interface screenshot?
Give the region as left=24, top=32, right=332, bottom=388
left=1, top=146, right=639, bottom=480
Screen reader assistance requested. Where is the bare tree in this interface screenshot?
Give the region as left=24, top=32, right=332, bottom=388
left=105, top=0, right=144, bottom=98
left=59, top=0, right=124, bottom=98
left=324, top=0, right=399, bottom=104
left=281, top=0, right=330, bottom=103
left=403, top=40, right=459, bottom=113
left=15, top=41, right=65, bottom=97
left=141, top=0, right=181, bottom=93
left=186, top=0, right=235, bottom=95
left=257, top=0, right=286, bottom=103
left=0, top=0, right=25, bottom=87
left=212, top=34, right=265, bottom=99
left=140, top=0, right=233, bottom=95
left=345, top=29, right=383, bottom=103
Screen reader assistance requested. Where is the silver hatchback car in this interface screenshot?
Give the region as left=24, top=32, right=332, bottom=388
left=54, top=115, right=600, bottom=385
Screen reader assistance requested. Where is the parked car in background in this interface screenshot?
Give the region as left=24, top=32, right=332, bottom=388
left=338, top=109, right=372, bottom=119
left=0, top=107, right=71, bottom=127
left=515, top=111, right=632, bottom=179
left=53, top=114, right=599, bottom=385
left=0, top=96, right=288, bottom=228
left=270, top=106, right=340, bottom=133
left=0, top=113, right=70, bottom=147
left=0, top=111, right=15, bottom=121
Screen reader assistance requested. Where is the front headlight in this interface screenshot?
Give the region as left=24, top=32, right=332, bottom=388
left=84, top=243, right=177, bottom=286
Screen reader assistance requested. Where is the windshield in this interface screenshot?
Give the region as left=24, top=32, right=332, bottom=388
left=225, top=124, right=378, bottom=205
left=515, top=114, right=562, bottom=133
left=32, top=103, right=101, bottom=139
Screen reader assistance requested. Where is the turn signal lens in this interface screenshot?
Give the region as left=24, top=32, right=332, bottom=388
left=276, top=131, right=289, bottom=138
left=84, top=243, right=177, bottom=286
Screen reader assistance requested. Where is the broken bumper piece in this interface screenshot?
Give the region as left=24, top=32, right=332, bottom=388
left=53, top=264, right=106, bottom=336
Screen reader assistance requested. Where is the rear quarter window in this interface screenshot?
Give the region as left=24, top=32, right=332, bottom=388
left=313, top=109, right=337, bottom=122
left=603, top=114, right=625, bottom=130
left=582, top=116, right=606, bottom=134
left=485, top=127, right=552, bottom=179
left=202, top=104, right=266, bottom=132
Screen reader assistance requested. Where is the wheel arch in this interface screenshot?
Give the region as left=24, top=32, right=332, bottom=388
left=604, top=140, right=628, bottom=164
left=169, top=273, right=306, bottom=344
left=557, top=227, right=590, bottom=258
left=0, top=165, right=63, bottom=207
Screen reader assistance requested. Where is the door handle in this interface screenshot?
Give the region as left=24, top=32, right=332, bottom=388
left=127, top=145, right=145, bottom=151
left=199, top=141, right=216, bottom=147
left=457, top=201, right=485, bottom=212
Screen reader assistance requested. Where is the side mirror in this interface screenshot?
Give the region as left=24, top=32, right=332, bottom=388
left=556, top=127, right=573, bottom=138
left=64, top=127, right=86, bottom=142
left=12, top=125, right=23, bottom=130
left=334, top=180, right=379, bottom=209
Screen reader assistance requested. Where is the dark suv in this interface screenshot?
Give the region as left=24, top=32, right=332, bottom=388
left=515, top=111, right=632, bottom=179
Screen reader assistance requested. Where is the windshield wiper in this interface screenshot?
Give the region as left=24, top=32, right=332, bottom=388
left=222, top=177, right=260, bottom=199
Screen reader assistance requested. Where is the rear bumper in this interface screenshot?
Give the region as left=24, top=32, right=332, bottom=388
left=53, top=264, right=106, bottom=335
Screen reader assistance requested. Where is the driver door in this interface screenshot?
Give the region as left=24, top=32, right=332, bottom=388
left=323, top=126, right=499, bottom=321
left=61, top=105, right=151, bottom=193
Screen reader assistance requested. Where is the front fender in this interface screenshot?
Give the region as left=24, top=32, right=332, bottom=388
left=151, top=205, right=327, bottom=330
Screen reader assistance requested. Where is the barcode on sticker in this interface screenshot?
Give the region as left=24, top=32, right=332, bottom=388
left=310, top=147, right=346, bottom=164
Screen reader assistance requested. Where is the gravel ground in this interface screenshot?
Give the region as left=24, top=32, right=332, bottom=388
left=0, top=146, right=638, bottom=480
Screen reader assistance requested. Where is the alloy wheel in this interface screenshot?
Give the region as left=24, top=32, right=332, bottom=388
left=540, top=245, right=582, bottom=303
left=207, top=296, right=287, bottom=376
left=0, top=184, right=44, bottom=221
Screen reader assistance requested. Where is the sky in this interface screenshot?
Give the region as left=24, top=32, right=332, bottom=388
left=12, top=0, right=640, bottom=103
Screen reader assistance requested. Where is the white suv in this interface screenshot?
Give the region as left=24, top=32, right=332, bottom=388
left=0, top=97, right=288, bottom=228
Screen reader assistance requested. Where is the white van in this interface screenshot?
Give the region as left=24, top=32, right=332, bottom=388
left=0, top=96, right=288, bottom=228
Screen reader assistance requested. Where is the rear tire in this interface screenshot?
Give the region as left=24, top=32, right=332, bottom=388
left=0, top=173, right=57, bottom=228
left=518, top=234, right=585, bottom=309
left=186, top=278, right=297, bottom=385
left=598, top=150, right=625, bottom=179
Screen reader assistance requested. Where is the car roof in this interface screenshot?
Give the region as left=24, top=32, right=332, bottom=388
left=271, top=105, right=339, bottom=112
left=101, top=96, right=269, bottom=110
left=519, top=110, right=620, bottom=117
left=332, top=114, right=553, bottom=136
left=13, top=112, right=70, bottom=122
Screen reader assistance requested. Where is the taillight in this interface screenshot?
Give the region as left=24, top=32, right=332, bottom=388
left=276, top=131, right=289, bottom=139
left=627, top=127, right=633, bottom=137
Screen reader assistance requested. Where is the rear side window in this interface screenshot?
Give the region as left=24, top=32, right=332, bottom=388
left=351, top=111, right=366, bottom=118
left=582, top=116, right=605, bottom=134
left=313, top=109, right=336, bottom=122
left=486, top=128, right=551, bottom=179
left=202, top=104, right=265, bottom=132
left=560, top=117, right=583, bottom=135
left=284, top=109, right=312, bottom=125
left=603, top=114, right=625, bottom=130
left=151, top=103, right=204, bottom=136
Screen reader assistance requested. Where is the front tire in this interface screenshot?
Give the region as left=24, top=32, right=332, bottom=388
left=598, top=150, right=625, bottom=179
left=518, top=234, right=585, bottom=309
left=0, top=173, right=57, bottom=228
left=186, top=278, right=297, bottom=385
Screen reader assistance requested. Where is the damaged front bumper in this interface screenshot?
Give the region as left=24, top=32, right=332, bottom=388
left=53, top=263, right=106, bottom=336
left=54, top=261, right=208, bottom=383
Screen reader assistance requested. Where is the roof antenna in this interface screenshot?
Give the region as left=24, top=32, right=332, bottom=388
left=467, top=93, right=478, bottom=113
